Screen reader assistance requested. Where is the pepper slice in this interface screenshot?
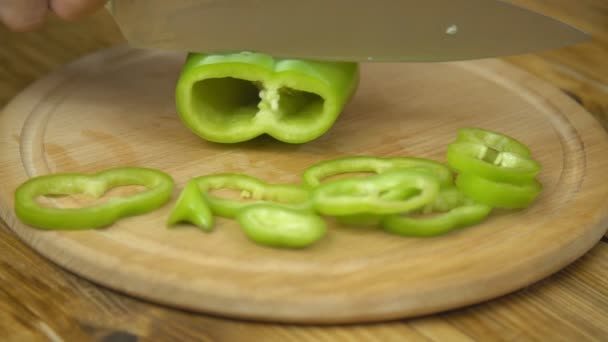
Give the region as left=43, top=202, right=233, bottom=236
left=14, top=167, right=174, bottom=230
left=167, top=180, right=214, bottom=231
left=302, top=156, right=453, bottom=188
left=447, top=141, right=541, bottom=183
left=236, top=203, right=326, bottom=249
left=191, top=173, right=312, bottom=218
left=312, top=169, right=440, bottom=216
left=456, top=173, right=542, bottom=209
left=175, top=52, right=359, bottom=143
left=381, top=187, right=492, bottom=237
left=456, top=127, right=532, bottom=157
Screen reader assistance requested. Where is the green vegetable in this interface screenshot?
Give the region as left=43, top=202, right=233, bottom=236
left=312, top=169, right=440, bottom=216
left=167, top=180, right=214, bottom=231
left=455, top=173, right=542, bottom=209
left=236, top=203, right=326, bottom=248
left=382, top=187, right=492, bottom=237
left=14, top=167, right=174, bottom=230
left=175, top=52, right=359, bottom=143
left=447, top=141, right=541, bottom=183
left=190, top=173, right=312, bottom=218
left=455, top=127, right=532, bottom=157
left=302, top=156, right=453, bottom=188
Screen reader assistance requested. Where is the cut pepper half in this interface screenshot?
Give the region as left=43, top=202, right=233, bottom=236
left=175, top=52, right=359, bottom=143
left=14, top=167, right=174, bottom=230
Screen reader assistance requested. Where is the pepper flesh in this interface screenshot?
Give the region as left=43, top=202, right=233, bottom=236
left=302, top=156, right=453, bottom=188
left=312, top=169, right=440, bottom=216
left=191, top=173, right=312, bottom=218
left=447, top=141, right=541, bottom=183
left=14, top=167, right=174, bottom=230
left=167, top=180, right=214, bottom=231
left=381, top=187, right=492, bottom=237
left=237, top=203, right=326, bottom=249
left=456, top=127, right=532, bottom=157
left=175, top=52, right=359, bottom=143
left=455, top=173, right=542, bottom=209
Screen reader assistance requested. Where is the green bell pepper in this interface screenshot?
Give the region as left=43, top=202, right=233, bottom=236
left=188, top=173, right=312, bottom=218
left=167, top=180, right=214, bottom=231
left=455, top=127, right=533, bottom=157
left=303, top=156, right=450, bottom=226
left=455, top=173, right=542, bottom=209
left=175, top=52, right=359, bottom=143
left=381, top=187, right=492, bottom=237
left=311, top=169, right=440, bottom=216
left=302, top=156, right=453, bottom=188
left=446, top=141, right=541, bottom=183
left=14, top=167, right=174, bottom=230
left=236, top=203, right=327, bottom=249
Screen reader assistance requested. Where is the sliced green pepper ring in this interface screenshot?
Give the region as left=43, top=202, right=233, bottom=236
left=333, top=186, right=421, bottom=226
left=382, top=204, right=492, bottom=237
left=175, top=52, right=359, bottom=143
left=302, top=156, right=453, bottom=188
left=14, top=167, right=174, bottom=230
left=311, top=169, right=440, bottom=216
left=447, top=141, right=541, bottom=183
left=191, top=173, right=312, bottom=218
left=381, top=187, right=492, bottom=237
left=236, top=203, right=327, bottom=249
left=456, top=127, right=532, bottom=157
left=456, top=173, right=542, bottom=209
left=421, top=186, right=468, bottom=213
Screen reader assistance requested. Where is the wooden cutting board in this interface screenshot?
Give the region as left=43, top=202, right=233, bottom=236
left=1, top=46, right=607, bottom=324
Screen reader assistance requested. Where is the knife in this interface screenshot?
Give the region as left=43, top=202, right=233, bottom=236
left=107, top=0, right=589, bottom=62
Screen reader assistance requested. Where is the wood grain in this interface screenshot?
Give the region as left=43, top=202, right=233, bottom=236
left=508, top=0, right=608, bottom=131
left=1, top=3, right=607, bottom=340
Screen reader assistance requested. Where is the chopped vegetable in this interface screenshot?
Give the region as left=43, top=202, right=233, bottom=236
left=237, top=204, right=326, bottom=248
left=447, top=141, right=541, bottom=183
left=447, top=127, right=543, bottom=209
left=189, top=173, right=312, bottom=218
left=455, top=127, right=532, bottom=157
left=12, top=126, right=545, bottom=247
left=167, top=180, right=214, bottom=231
left=302, top=156, right=453, bottom=188
left=311, top=169, right=440, bottom=216
left=381, top=187, right=492, bottom=237
left=14, top=167, right=174, bottom=230
left=175, top=52, right=359, bottom=143
left=455, top=173, right=542, bottom=209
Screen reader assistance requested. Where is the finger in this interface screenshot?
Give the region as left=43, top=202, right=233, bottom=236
left=0, top=0, right=48, bottom=32
left=49, top=0, right=107, bottom=20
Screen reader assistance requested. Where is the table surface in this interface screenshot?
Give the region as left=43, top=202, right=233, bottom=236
left=1, top=1, right=607, bottom=341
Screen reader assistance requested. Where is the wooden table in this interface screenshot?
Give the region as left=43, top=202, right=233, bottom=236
left=1, top=1, right=606, bottom=340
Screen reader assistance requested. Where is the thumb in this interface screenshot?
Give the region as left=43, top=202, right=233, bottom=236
left=0, top=0, right=48, bottom=32
left=50, top=0, right=107, bottom=21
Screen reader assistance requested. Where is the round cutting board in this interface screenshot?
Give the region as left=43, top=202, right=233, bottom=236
left=1, top=46, right=608, bottom=324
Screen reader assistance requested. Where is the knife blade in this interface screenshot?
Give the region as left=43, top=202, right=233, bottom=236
left=107, top=0, right=589, bottom=62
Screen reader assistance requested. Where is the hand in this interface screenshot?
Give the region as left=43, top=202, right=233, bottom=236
left=0, top=0, right=107, bottom=32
